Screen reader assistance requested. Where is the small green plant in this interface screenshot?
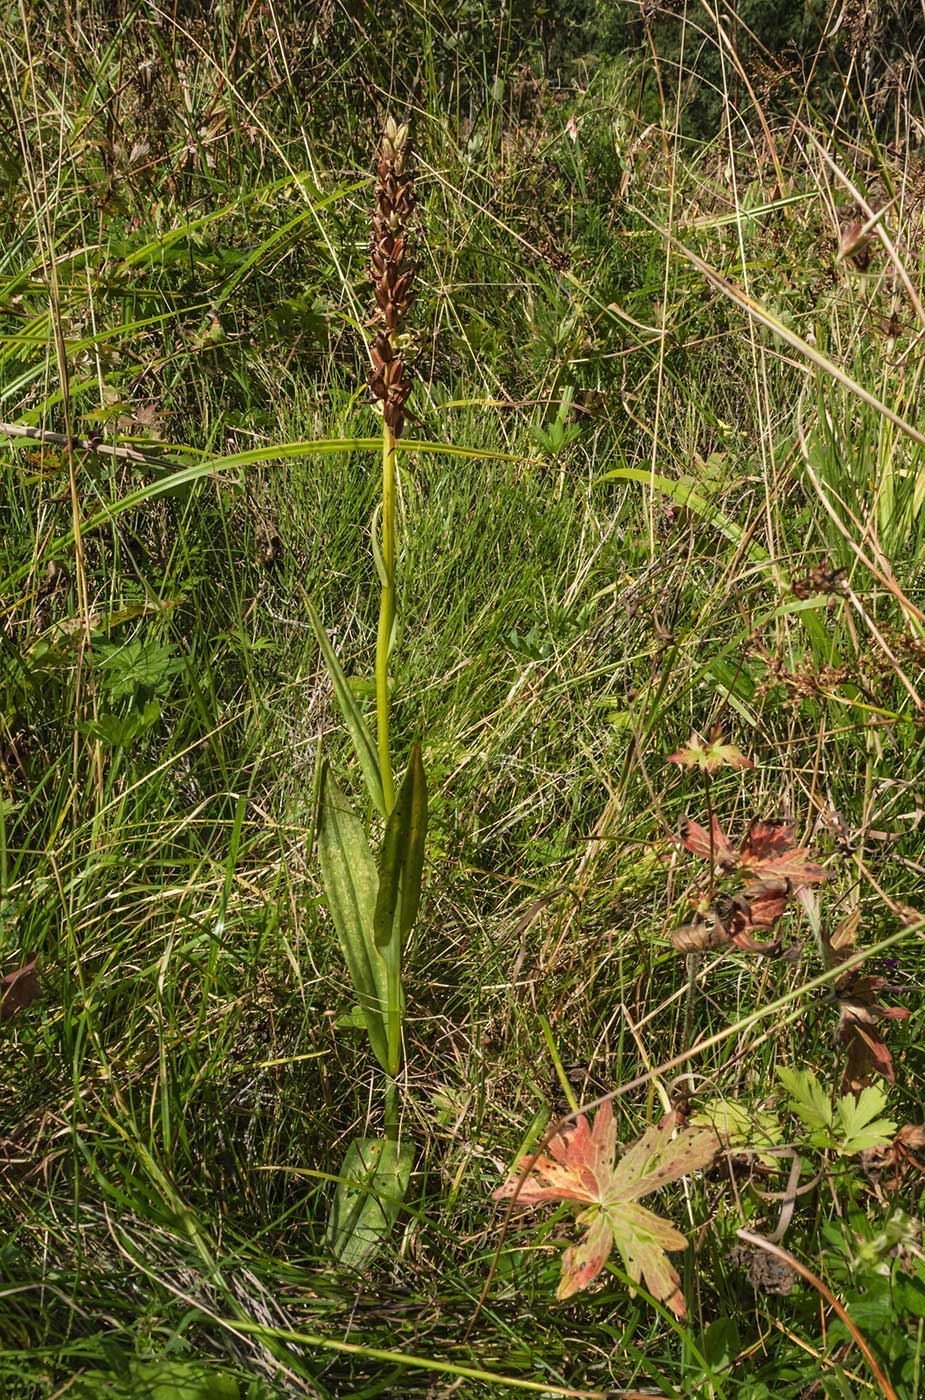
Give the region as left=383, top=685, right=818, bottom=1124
left=307, top=117, right=426, bottom=1265
left=777, top=1068, right=896, bottom=1158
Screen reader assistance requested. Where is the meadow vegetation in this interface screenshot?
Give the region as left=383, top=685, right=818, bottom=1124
left=1, top=2, right=924, bottom=1396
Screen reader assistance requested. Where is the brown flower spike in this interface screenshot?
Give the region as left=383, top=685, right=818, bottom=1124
left=369, top=116, right=415, bottom=439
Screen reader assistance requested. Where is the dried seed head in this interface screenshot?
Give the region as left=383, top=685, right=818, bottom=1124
left=368, top=116, right=416, bottom=438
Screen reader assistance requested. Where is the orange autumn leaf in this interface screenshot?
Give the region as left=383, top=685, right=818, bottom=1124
left=493, top=1103, right=718, bottom=1313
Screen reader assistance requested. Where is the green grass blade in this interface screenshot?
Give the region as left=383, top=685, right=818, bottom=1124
left=304, top=595, right=386, bottom=819
left=595, top=467, right=770, bottom=561
left=0, top=432, right=531, bottom=592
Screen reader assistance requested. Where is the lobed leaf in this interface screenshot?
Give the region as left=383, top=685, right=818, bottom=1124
left=836, top=1087, right=896, bottom=1156
left=680, top=816, right=737, bottom=869
left=669, top=728, right=753, bottom=772
left=493, top=1103, right=717, bottom=1314
left=604, top=1200, right=690, bottom=1318
left=740, top=821, right=827, bottom=885
left=778, top=1067, right=832, bottom=1135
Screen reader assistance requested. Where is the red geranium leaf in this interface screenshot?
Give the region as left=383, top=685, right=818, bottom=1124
left=680, top=816, right=737, bottom=870
left=739, top=820, right=827, bottom=886
left=492, top=1103, right=718, bottom=1313
left=738, top=878, right=791, bottom=929
left=719, top=879, right=792, bottom=953
left=740, top=819, right=794, bottom=860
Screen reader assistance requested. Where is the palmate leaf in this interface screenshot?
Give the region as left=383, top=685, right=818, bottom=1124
left=668, top=728, right=753, bottom=773
left=836, top=1086, right=896, bottom=1156
left=493, top=1103, right=718, bottom=1316
left=680, top=817, right=827, bottom=886
left=778, top=1068, right=897, bottom=1156
left=778, top=1066, right=833, bottom=1136
left=739, top=820, right=827, bottom=884
left=597, top=1201, right=689, bottom=1313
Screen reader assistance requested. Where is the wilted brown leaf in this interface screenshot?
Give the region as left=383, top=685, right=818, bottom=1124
left=1, top=958, right=40, bottom=1020
left=672, top=879, right=792, bottom=957
left=836, top=974, right=908, bottom=1093
left=861, top=1123, right=925, bottom=1190
left=726, top=878, right=791, bottom=939
left=671, top=918, right=731, bottom=953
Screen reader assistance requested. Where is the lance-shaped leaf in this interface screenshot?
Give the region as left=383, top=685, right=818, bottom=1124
left=327, top=1135, right=414, bottom=1270
left=492, top=1103, right=718, bottom=1315
left=374, top=742, right=427, bottom=950
left=305, top=595, right=386, bottom=818
left=370, top=745, right=426, bottom=1075
left=316, top=767, right=389, bottom=1071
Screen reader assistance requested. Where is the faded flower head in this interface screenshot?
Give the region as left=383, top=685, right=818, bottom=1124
left=369, top=116, right=416, bottom=438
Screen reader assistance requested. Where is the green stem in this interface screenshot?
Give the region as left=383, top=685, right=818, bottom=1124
left=376, top=422, right=397, bottom=815
left=384, top=1075, right=399, bottom=1143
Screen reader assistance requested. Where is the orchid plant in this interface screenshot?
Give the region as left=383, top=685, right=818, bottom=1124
left=307, top=117, right=426, bottom=1267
